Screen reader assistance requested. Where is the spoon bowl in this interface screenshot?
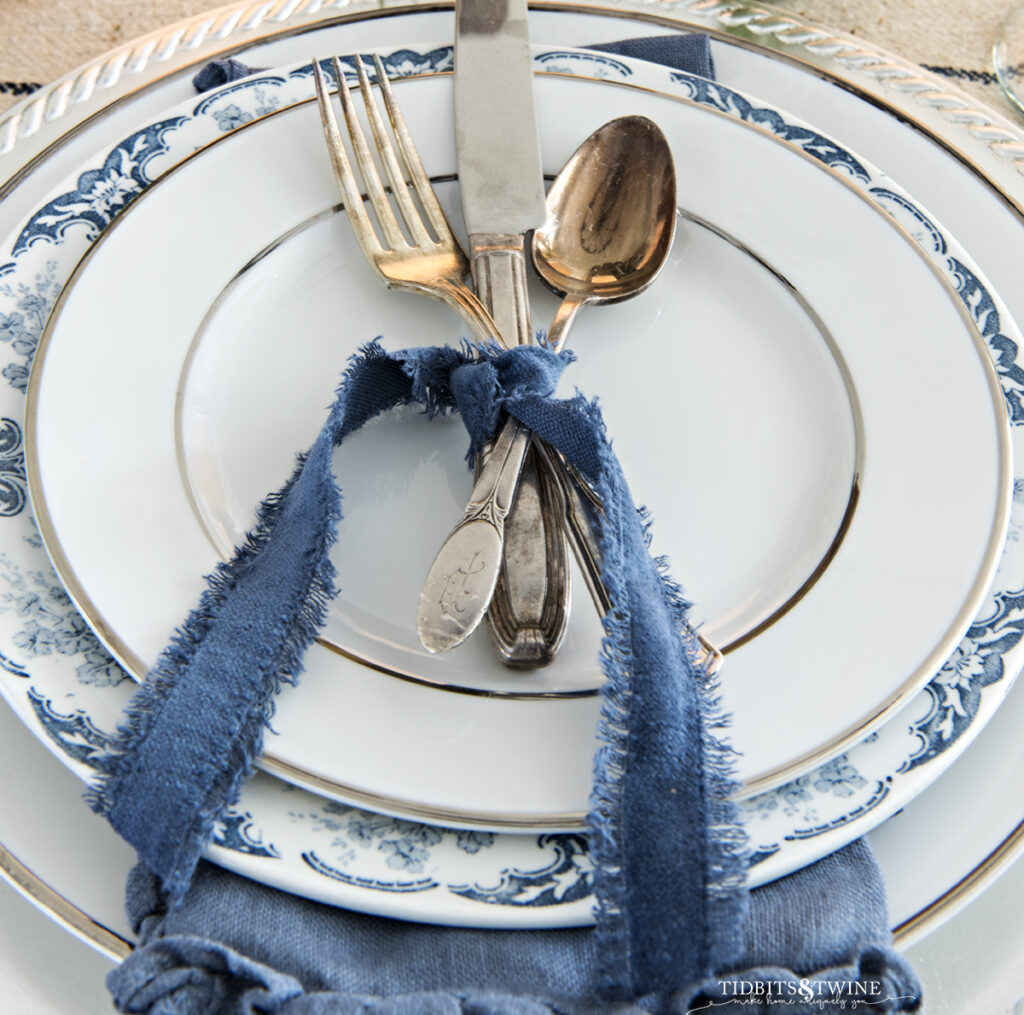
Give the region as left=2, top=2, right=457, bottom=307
left=532, top=115, right=677, bottom=348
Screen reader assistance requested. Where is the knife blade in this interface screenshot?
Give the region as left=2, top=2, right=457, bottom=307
left=454, top=0, right=546, bottom=238
left=452, top=0, right=571, bottom=666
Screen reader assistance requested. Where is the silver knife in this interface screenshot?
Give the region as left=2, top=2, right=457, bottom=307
left=416, top=0, right=570, bottom=661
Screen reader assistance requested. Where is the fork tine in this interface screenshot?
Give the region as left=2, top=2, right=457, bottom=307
left=313, top=59, right=379, bottom=250
left=372, top=54, right=456, bottom=244
left=352, top=56, right=434, bottom=248
left=331, top=56, right=407, bottom=251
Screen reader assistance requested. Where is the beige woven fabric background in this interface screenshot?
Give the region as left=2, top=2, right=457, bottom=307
left=0, top=0, right=1019, bottom=118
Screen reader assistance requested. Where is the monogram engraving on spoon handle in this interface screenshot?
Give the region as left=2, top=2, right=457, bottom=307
left=417, top=419, right=530, bottom=652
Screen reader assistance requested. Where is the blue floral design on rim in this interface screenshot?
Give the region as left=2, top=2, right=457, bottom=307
left=902, top=588, right=1024, bottom=770
left=5, top=120, right=186, bottom=262
left=449, top=835, right=593, bottom=908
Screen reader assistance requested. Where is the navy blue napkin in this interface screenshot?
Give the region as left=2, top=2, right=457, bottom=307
left=91, top=39, right=922, bottom=1014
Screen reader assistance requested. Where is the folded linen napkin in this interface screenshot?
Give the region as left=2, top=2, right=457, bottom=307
left=109, top=839, right=916, bottom=1014
left=89, top=38, right=922, bottom=1014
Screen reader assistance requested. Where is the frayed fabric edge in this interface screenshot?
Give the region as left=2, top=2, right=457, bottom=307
left=86, top=428, right=344, bottom=903
left=582, top=404, right=748, bottom=1000
left=86, top=340, right=410, bottom=903
left=84, top=340, right=589, bottom=906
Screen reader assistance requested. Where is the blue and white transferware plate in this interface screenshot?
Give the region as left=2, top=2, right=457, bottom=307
left=0, top=46, right=1019, bottom=927
left=23, top=52, right=1012, bottom=820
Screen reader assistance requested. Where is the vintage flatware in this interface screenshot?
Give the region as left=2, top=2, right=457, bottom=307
left=313, top=54, right=536, bottom=657
left=418, top=113, right=683, bottom=656
left=313, top=49, right=567, bottom=666
left=454, top=0, right=571, bottom=668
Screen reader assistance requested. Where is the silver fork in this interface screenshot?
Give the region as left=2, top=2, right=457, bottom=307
left=312, top=54, right=559, bottom=657
left=312, top=54, right=496, bottom=338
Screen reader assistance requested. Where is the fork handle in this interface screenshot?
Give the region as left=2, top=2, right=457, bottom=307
left=469, top=234, right=571, bottom=668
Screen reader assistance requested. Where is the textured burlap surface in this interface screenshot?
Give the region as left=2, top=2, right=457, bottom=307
left=0, top=0, right=1019, bottom=118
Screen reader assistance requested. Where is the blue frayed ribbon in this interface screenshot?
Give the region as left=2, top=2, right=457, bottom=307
left=89, top=339, right=748, bottom=995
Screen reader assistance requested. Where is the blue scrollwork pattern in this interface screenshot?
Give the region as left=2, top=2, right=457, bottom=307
left=668, top=73, right=871, bottom=182
left=302, top=851, right=439, bottom=893
left=448, top=834, right=593, bottom=907
left=214, top=811, right=280, bottom=858
left=6, top=119, right=186, bottom=262
left=26, top=687, right=280, bottom=858
left=903, top=588, right=1024, bottom=771
left=27, top=686, right=113, bottom=767
left=0, top=418, right=25, bottom=515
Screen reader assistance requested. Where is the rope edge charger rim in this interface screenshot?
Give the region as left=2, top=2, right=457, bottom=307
left=2, top=0, right=1024, bottom=178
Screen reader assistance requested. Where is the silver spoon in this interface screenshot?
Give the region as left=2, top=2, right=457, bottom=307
left=531, top=116, right=720, bottom=672
left=532, top=114, right=677, bottom=350
left=417, top=115, right=680, bottom=656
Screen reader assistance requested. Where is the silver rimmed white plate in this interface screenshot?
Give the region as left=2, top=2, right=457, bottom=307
left=22, top=53, right=1012, bottom=830
left=3, top=12, right=1024, bottom=928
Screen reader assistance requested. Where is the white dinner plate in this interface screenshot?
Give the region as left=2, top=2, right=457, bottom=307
left=3, top=8, right=1024, bottom=929
left=23, top=53, right=1012, bottom=830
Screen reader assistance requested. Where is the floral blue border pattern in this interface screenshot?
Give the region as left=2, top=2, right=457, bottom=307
left=0, top=257, right=61, bottom=395
left=533, top=50, right=633, bottom=79
left=947, top=256, right=1024, bottom=424
left=0, top=549, right=124, bottom=687
left=6, top=119, right=187, bottom=263
left=903, top=586, right=1024, bottom=771
left=668, top=72, right=872, bottom=183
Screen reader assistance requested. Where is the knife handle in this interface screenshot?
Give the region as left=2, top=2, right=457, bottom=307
left=470, top=235, right=535, bottom=347
left=470, top=234, right=571, bottom=668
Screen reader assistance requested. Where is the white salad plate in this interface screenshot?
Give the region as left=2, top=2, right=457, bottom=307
left=1, top=44, right=1023, bottom=930
left=22, top=53, right=1012, bottom=829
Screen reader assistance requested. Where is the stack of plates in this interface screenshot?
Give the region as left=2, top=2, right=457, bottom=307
left=3, top=0, right=1024, bottom=1002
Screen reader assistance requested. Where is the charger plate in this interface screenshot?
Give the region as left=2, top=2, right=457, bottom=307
left=0, top=46, right=1019, bottom=927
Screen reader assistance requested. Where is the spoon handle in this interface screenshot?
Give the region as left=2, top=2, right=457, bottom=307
left=544, top=292, right=587, bottom=352
left=417, top=415, right=530, bottom=653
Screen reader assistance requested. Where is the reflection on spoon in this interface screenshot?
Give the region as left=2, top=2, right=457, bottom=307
left=532, top=114, right=678, bottom=349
